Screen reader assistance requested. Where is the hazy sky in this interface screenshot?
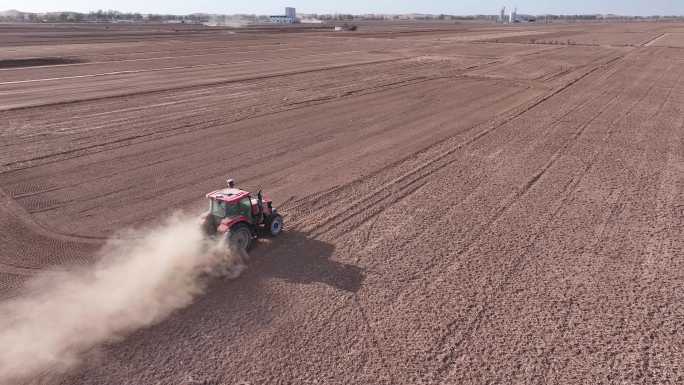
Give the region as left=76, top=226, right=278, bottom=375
left=5, top=0, right=683, bottom=16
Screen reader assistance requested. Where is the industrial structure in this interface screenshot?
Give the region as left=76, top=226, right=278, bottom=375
left=285, top=7, right=296, bottom=19
left=499, top=6, right=518, bottom=23
left=270, top=7, right=297, bottom=24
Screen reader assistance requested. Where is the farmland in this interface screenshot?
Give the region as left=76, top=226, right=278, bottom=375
left=1, top=21, right=683, bottom=384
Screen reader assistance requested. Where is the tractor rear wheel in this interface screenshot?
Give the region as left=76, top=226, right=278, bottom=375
left=228, top=223, right=252, bottom=252
left=266, top=214, right=283, bottom=236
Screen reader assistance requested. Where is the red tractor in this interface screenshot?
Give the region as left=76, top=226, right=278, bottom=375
left=200, top=187, right=283, bottom=251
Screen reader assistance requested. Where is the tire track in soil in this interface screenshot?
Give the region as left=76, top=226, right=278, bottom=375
left=308, top=50, right=629, bottom=250
left=0, top=187, right=105, bottom=245
left=284, top=51, right=627, bottom=240
left=280, top=53, right=625, bottom=223
left=0, top=187, right=102, bottom=279
left=642, top=33, right=667, bottom=47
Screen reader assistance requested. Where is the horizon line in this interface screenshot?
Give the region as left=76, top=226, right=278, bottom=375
left=2, top=8, right=683, bottom=17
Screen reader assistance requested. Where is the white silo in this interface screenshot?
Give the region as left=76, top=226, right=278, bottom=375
left=285, top=7, right=296, bottom=20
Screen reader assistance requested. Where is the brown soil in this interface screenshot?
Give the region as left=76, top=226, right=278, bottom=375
left=0, top=21, right=682, bottom=385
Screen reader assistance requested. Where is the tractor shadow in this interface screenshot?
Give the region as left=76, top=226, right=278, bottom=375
left=250, top=230, right=364, bottom=293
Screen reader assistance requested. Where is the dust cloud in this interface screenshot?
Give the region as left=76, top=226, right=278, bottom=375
left=205, top=15, right=250, bottom=27
left=0, top=214, right=243, bottom=383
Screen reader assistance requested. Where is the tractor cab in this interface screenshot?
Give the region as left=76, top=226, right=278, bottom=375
left=207, top=188, right=253, bottom=220
left=200, top=187, right=283, bottom=251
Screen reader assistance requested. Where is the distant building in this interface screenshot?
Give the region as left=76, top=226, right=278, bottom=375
left=285, top=7, right=296, bottom=19
left=270, top=7, right=297, bottom=23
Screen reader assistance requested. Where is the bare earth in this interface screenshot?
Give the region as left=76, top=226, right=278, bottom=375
left=0, top=21, right=683, bottom=384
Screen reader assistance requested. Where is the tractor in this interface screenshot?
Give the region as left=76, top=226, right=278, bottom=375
left=199, top=187, right=283, bottom=251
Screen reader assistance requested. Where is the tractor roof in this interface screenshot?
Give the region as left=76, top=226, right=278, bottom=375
left=206, top=188, right=250, bottom=203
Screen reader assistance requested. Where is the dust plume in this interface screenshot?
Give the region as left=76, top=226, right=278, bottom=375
left=205, top=15, right=250, bottom=27
left=0, top=214, right=244, bottom=382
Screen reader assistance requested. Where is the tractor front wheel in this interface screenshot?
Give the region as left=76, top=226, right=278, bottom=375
left=228, top=223, right=252, bottom=252
left=266, top=214, right=283, bottom=237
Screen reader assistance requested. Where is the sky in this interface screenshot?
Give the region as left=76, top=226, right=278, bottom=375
left=3, top=0, right=683, bottom=16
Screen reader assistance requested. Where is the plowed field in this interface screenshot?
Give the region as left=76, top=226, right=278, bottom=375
left=1, top=21, right=682, bottom=385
